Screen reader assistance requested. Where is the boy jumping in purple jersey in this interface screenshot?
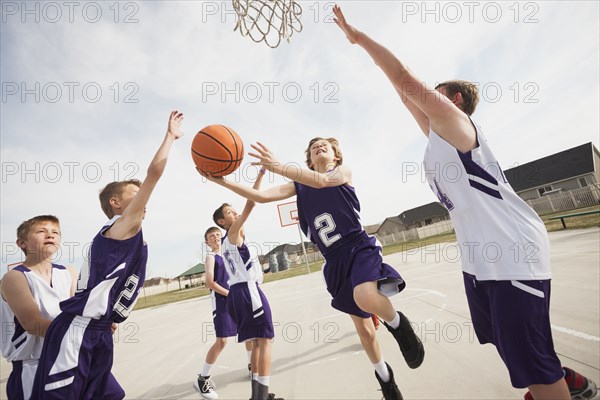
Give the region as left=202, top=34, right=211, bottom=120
left=30, top=111, right=183, bottom=399
left=202, top=139, right=424, bottom=400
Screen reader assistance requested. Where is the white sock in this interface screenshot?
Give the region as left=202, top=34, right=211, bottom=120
left=252, top=373, right=258, bottom=381
left=385, top=313, right=400, bottom=329
left=373, top=360, right=390, bottom=382
left=247, top=350, right=252, bottom=363
left=201, top=362, right=213, bottom=377
left=257, top=376, right=270, bottom=386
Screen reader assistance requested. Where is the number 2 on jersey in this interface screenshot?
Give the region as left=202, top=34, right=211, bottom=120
left=314, top=213, right=341, bottom=247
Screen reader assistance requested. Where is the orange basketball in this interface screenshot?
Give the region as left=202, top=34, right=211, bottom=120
left=191, top=125, right=244, bottom=177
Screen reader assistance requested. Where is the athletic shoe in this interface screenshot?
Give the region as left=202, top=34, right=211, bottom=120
left=564, top=367, right=598, bottom=400
left=523, top=367, right=598, bottom=400
left=383, top=311, right=424, bottom=369
left=375, top=362, right=403, bottom=400
left=194, top=375, right=218, bottom=400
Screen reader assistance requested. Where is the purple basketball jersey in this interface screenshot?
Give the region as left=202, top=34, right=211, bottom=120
left=60, top=216, right=148, bottom=323
left=294, top=182, right=364, bottom=256
left=213, top=254, right=229, bottom=300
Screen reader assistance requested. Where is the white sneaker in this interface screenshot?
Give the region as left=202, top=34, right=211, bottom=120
left=193, top=375, right=218, bottom=400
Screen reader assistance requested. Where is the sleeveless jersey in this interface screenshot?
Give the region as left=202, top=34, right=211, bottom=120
left=60, top=216, right=148, bottom=322
left=424, top=121, right=551, bottom=280
left=221, top=235, right=262, bottom=286
left=208, top=252, right=229, bottom=300
left=294, top=182, right=364, bottom=257
left=0, top=264, right=72, bottom=362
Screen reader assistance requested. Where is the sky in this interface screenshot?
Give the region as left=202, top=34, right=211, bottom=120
left=1, top=0, right=599, bottom=279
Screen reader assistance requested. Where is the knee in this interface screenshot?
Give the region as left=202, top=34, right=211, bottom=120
left=355, top=323, right=377, bottom=343
left=216, top=337, right=228, bottom=349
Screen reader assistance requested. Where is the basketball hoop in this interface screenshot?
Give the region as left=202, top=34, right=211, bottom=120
left=232, top=0, right=303, bottom=48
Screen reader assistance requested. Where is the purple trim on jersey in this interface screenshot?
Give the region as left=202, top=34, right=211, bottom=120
left=12, top=316, right=26, bottom=349
left=59, top=222, right=147, bottom=323
left=294, top=182, right=364, bottom=256
left=469, top=179, right=503, bottom=199
left=463, top=272, right=563, bottom=388
left=457, top=150, right=503, bottom=200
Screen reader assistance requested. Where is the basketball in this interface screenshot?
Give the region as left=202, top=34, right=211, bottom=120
left=191, top=125, right=244, bottom=177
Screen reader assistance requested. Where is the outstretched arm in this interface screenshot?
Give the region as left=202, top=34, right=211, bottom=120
left=333, top=5, right=476, bottom=152
left=249, top=142, right=353, bottom=189
left=228, top=169, right=266, bottom=246
left=201, top=171, right=296, bottom=204
left=106, top=111, right=183, bottom=240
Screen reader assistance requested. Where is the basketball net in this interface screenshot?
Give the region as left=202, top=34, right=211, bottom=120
left=232, top=0, right=303, bottom=48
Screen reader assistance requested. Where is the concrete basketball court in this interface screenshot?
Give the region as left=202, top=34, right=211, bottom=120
left=2, top=227, right=599, bottom=399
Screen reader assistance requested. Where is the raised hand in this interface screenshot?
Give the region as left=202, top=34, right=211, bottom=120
left=167, top=110, right=184, bottom=139
left=249, top=142, right=280, bottom=171
left=333, top=5, right=360, bottom=44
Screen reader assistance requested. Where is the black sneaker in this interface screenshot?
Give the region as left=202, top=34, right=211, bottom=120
left=193, top=375, right=218, bottom=400
left=383, top=311, right=424, bottom=369
left=375, top=363, right=403, bottom=400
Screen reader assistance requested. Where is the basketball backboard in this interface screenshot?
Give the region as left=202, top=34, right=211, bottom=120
left=277, top=201, right=298, bottom=227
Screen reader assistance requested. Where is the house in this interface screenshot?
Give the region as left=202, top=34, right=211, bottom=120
left=377, top=202, right=450, bottom=235
left=504, top=142, right=600, bottom=201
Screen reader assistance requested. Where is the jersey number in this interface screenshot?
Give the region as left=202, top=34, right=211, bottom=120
left=314, top=213, right=341, bottom=247
left=114, top=275, right=140, bottom=318
left=223, top=250, right=236, bottom=276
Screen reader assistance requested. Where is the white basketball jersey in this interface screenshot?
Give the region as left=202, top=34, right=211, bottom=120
left=221, top=235, right=263, bottom=286
left=424, top=122, right=551, bottom=280
left=1, top=264, right=72, bottom=362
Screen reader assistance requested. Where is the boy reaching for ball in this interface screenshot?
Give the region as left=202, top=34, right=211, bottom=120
left=201, top=138, right=423, bottom=400
left=30, top=111, right=183, bottom=399
left=200, top=167, right=283, bottom=400
left=194, top=226, right=254, bottom=399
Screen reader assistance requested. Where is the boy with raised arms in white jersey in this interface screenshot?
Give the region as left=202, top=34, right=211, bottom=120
left=332, top=5, right=597, bottom=400
left=1, top=215, right=124, bottom=400
left=202, top=168, right=283, bottom=400
left=202, top=138, right=424, bottom=400
left=30, top=111, right=183, bottom=399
